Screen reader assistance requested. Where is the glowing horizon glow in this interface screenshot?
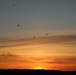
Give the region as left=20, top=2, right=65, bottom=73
left=0, top=36, right=76, bottom=71
left=34, top=67, right=43, bottom=70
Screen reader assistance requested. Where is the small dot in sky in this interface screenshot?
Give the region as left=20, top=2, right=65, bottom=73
left=13, top=4, right=15, bottom=7
left=17, top=24, right=19, bottom=27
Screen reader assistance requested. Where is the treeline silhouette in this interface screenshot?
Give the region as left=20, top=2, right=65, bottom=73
left=0, top=69, right=76, bottom=75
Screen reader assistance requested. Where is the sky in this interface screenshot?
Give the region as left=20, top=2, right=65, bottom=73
left=0, top=0, right=76, bottom=71
left=0, top=0, right=76, bottom=37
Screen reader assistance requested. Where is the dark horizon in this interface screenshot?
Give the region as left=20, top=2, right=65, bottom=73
left=0, top=69, right=76, bottom=72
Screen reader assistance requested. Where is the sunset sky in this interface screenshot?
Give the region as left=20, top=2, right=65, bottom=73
left=0, top=0, right=76, bottom=71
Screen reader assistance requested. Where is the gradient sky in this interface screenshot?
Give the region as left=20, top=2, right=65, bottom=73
left=0, top=0, right=76, bottom=37
left=0, top=0, right=76, bottom=71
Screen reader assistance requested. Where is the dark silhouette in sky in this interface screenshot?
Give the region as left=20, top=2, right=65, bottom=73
left=12, top=0, right=16, bottom=7
left=17, top=24, right=19, bottom=27
left=46, top=33, right=48, bottom=36
left=33, top=36, right=35, bottom=38
left=13, top=3, right=15, bottom=7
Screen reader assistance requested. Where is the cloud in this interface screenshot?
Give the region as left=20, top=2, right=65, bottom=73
left=0, top=54, right=76, bottom=69
left=44, top=56, right=76, bottom=65
left=0, top=52, right=17, bottom=62
left=0, top=54, right=34, bottom=69
left=0, top=35, right=76, bottom=49
left=25, top=56, right=76, bottom=65
left=0, top=53, right=34, bottom=63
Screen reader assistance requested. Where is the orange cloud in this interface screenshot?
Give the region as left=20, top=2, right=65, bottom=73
left=0, top=35, right=76, bottom=49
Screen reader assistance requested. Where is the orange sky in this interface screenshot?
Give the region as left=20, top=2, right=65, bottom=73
left=0, top=0, right=76, bottom=71
left=0, top=35, right=76, bottom=71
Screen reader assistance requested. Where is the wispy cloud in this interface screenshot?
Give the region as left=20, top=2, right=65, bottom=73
left=44, top=56, right=76, bottom=65
left=0, top=53, right=33, bottom=63
left=0, top=53, right=76, bottom=70
left=0, top=35, right=76, bottom=49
